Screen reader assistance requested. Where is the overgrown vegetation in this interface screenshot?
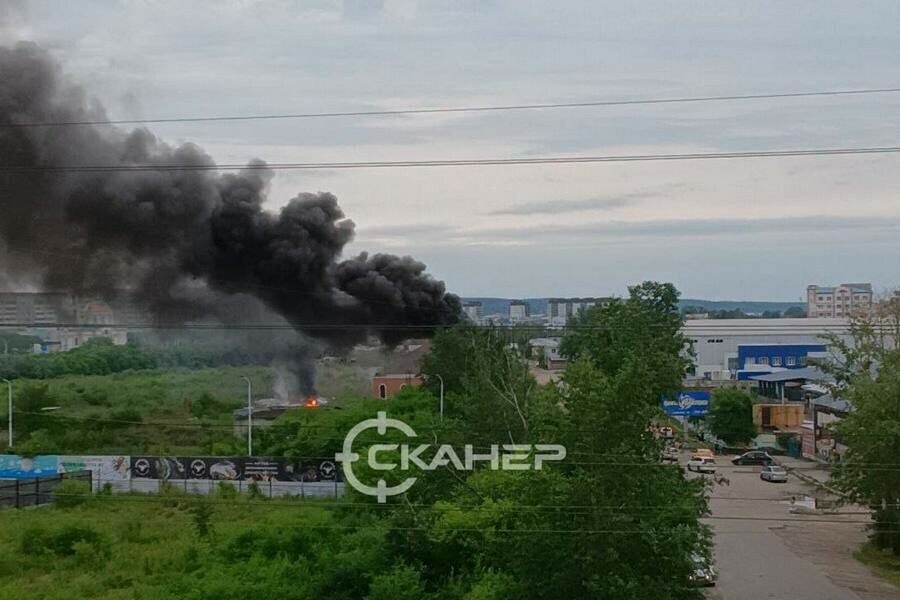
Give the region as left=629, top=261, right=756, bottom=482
left=706, top=388, right=756, bottom=446
left=0, top=337, right=279, bottom=381
left=856, top=541, right=900, bottom=588
left=0, top=281, right=710, bottom=598
left=2, top=366, right=273, bottom=455
left=817, top=293, right=900, bottom=556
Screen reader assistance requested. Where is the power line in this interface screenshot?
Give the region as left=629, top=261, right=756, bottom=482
left=6, top=86, right=900, bottom=128
left=38, top=485, right=885, bottom=508
left=10, top=410, right=900, bottom=468
left=40, top=492, right=880, bottom=526
left=0, top=320, right=865, bottom=331
left=4, top=146, right=900, bottom=173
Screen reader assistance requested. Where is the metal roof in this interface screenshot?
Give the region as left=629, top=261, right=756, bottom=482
left=749, top=367, right=833, bottom=383
left=814, top=394, right=854, bottom=413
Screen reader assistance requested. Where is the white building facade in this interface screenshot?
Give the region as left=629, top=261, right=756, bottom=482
left=547, top=297, right=612, bottom=326
left=462, top=302, right=482, bottom=323
left=509, top=301, right=528, bottom=322
left=807, top=283, right=873, bottom=318
left=682, top=318, right=851, bottom=380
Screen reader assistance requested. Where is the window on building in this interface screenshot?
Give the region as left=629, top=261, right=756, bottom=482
left=786, top=356, right=796, bottom=366
left=771, top=356, right=782, bottom=366
left=379, top=384, right=387, bottom=399
left=758, top=356, right=769, bottom=365
left=745, top=357, right=756, bottom=365
left=799, top=356, right=808, bottom=366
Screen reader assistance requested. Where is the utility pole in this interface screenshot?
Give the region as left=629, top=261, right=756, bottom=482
left=240, top=376, right=252, bottom=456
left=2, top=379, right=11, bottom=448
left=435, top=374, right=444, bottom=422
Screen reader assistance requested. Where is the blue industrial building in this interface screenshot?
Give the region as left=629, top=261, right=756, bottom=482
left=736, top=343, right=826, bottom=380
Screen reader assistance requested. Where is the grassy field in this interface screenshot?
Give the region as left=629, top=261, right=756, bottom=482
left=1, top=363, right=371, bottom=455
left=0, top=488, right=367, bottom=600
left=856, top=542, right=900, bottom=588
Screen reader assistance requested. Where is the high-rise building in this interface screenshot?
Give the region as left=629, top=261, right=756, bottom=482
left=806, top=283, right=873, bottom=318
left=509, top=300, right=528, bottom=321
left=462, top=301, right=482, bottom=323
left=547, top=297, right=613, bottom=325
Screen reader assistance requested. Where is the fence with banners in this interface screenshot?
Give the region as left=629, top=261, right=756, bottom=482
left=0, top=455, right=343, bottom=500
left=0, top=470, right=92, bottom=509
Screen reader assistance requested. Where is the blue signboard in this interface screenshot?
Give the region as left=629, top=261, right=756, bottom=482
left=661, top=391, right=710, bottom=417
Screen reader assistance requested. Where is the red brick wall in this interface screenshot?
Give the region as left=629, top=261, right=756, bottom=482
left=372, top=375, right=422, bottom=399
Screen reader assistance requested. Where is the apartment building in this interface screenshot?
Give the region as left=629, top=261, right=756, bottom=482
left=547, top=297, right=612, bottom=325
left=806, top=283, right=873, bottom=318
left=462, top=302, right=482, bottom=323
left=508, top=300, right=529, bottom=321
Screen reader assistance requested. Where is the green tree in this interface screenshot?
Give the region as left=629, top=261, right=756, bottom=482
left=832, top=351, right=900, bottom=554
left=420, top=325, right=536, bottom=443
left=706, top=388, right=756, bottom=446
left=561, top=281, right=691, bottom=400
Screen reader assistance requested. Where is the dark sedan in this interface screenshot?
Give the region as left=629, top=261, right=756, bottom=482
left=731, top=451, right=775, bottom=466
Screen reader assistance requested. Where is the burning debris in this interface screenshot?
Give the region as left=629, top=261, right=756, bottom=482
left=0, top=42, right=460, bottom=394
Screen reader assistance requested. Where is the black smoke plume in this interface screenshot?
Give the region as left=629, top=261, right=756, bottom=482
left=0, top=42, right=460, bottom=393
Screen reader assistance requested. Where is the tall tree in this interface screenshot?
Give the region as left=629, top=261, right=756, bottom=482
left=832, top=351, right=900, bottom=554
left=820, top=291, right=900, bottom=554
left=561, top=281, right=691, bottom=400
left=706, top=388, right=756, bottom=446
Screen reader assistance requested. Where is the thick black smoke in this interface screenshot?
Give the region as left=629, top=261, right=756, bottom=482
left=0, top=42, right=460, bottom=393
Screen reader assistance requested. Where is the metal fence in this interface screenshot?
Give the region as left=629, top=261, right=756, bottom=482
left=125, top=478, right=344, bottom=499
left=0, top=470, right=93, bottom=509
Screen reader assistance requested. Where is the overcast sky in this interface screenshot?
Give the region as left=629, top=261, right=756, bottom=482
left=4, top=0, right=900, bottom=301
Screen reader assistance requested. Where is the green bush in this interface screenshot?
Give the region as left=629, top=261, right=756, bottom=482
left=52, top=478, right=92, bottom=508
left=366, top=564, right=427, bottom=600
left=21, top=525, right=106, bottom=557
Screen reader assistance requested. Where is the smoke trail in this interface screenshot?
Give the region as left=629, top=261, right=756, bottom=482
left=0, top=42, right=460, bottom=393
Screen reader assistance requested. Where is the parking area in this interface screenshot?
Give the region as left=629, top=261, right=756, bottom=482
left=678, top=451, right=899, bottom=600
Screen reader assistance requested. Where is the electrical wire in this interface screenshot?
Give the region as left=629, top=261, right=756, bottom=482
left=3, top=146, right=900, bottom=173
left=16, top=491, right=881, bottom=526
left=6, top=86, right=900, bottom=128
left=0, top=320, right=869, bottom=331
left=6, top=410, right=897, bottom=470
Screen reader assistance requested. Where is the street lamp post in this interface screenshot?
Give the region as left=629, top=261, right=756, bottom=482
left=240, top=376, right=252, bottom=457
left=2, top=379, right=11, bottom=448
left=434, top=374, right=444, bottom=422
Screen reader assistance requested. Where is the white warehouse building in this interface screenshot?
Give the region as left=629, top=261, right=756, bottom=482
left=682, top=318, right=851, bottom=380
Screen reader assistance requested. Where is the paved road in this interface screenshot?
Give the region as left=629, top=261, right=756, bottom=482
left=681, top=453, right=899, bottom=600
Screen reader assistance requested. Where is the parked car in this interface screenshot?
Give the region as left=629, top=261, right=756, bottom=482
left=688, top=554, right=717, bottom=587
left=687, top=457, right=717, bottom=474
left=693, top=448, right=715, bottom=458
left=732, top=451, right=775, bottom=466
left=760, top=465, right=788, bottom=482
left=661, top=446, right=680, bottom=462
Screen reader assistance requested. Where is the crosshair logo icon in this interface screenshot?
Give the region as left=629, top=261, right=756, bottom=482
left=335, top=411, right=418, bottom=503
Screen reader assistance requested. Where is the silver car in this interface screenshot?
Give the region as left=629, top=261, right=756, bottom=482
left=760, top=465, right=788, bottom=483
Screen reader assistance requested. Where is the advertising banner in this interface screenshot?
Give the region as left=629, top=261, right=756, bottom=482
left=58, top=456, right=130, bottom=483
left=661, top=391, right=711, bottom=418
left=0, top=455, right=60, bottom=478
left=127, top=456, right=340, bottom=482
left=129, top=456, right=186, bottom=480
left=182, top=457, right=241, bottom=481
